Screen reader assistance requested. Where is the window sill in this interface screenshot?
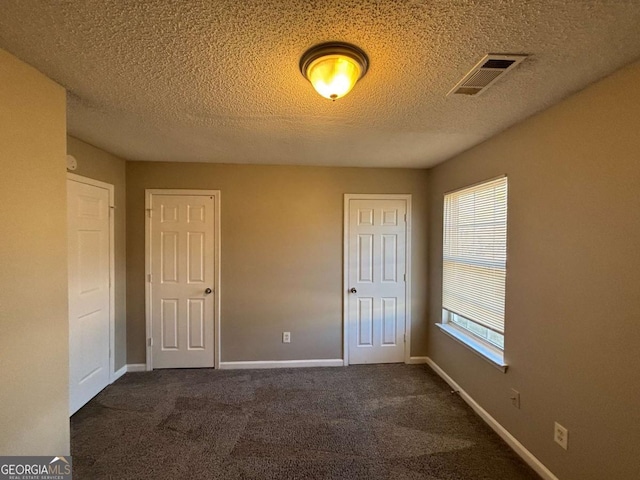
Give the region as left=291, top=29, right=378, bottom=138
left=435, top=323, right=508, bottom=372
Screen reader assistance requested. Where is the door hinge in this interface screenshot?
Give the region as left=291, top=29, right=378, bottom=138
left=146, top=208, right=152, bottom=218
left=404, top=333, right=407, bottom=343
left=404, top=273, right=406, bottom=282
left=148, top=338, right=153, bottom=347
left=147, top=273, right=152, bottom=283
left=404, top=213, right=407, bottom=222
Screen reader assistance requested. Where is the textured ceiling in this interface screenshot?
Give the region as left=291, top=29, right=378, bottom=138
left=1, top=1, right=640, bottom=168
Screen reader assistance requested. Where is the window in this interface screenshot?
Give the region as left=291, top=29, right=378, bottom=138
left=436, top=176, right=508, bottom=370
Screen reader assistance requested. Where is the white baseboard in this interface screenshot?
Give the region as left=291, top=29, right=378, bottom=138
left=426, top=358, right=559, bottom=480
left=112, top=365, right=127, bottom=382
left=219, top=359, right=345, bottom=370
left=126, top=363, right=147, bottom=372
left=407, top=356, right=428, bottom=364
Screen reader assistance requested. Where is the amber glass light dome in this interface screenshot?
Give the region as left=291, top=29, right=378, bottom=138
left=300, top=43, right=369, bottom=101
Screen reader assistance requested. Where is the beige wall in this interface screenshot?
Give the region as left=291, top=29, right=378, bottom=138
left=0, top=49, right=69, bottom=454
left=427, top=60, right=640, bottom=480
left=67, top=136, right=127, bottom=371
left=126, top=163, right=429, bottom=363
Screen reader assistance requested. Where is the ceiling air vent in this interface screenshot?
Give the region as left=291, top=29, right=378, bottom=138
left=447, top=54, right=528, bottom=96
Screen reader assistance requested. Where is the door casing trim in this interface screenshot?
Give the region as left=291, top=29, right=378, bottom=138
left=343, top=194, right=412, bottom=366
left=145, top=189, right=221, bottom=370
left=67, top=173, right=116, bottom=384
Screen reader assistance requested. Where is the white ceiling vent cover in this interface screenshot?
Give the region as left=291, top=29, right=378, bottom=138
left=448, top=54, right=528, bottom=96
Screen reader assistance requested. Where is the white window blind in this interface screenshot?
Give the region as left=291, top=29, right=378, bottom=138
left=443, top=176, right=508, bottom=335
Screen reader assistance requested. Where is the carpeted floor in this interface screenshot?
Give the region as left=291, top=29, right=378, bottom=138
left=71, top=364, right=540, bottom=479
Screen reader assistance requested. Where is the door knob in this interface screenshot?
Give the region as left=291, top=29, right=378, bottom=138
left=205, top=288, right=212, bottom=294
left=349, top=288, right=357, bottom=294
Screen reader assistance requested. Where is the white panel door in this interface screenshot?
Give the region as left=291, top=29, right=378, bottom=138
left=68, top=179, right=111, bottom=415
left=150, top=194, right=215, bottom=368
left=347, top=199, right=407, bottom=364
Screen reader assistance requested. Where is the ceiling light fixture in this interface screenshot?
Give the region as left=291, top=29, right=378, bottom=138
left=300, top=42, right=369, bottom=101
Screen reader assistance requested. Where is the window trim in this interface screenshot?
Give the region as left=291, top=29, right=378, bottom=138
left=437, top=310, right=507, bottom=372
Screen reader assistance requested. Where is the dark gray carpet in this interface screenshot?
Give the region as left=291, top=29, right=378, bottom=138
left=71, top=364, right=539, bottom=479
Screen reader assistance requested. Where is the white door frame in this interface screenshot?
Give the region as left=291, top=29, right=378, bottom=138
left=145, top=189, right=221, bottom=370
left=67, top=173, right=116, bottom=383
left=343, top=194, right=412, bottom=366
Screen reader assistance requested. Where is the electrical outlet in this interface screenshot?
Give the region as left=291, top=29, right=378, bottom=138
left=510, top=388, right=520, bottom=409
left=554, top=422, right=568, bottom=450
left=282, top=331, right=291, bottom=343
